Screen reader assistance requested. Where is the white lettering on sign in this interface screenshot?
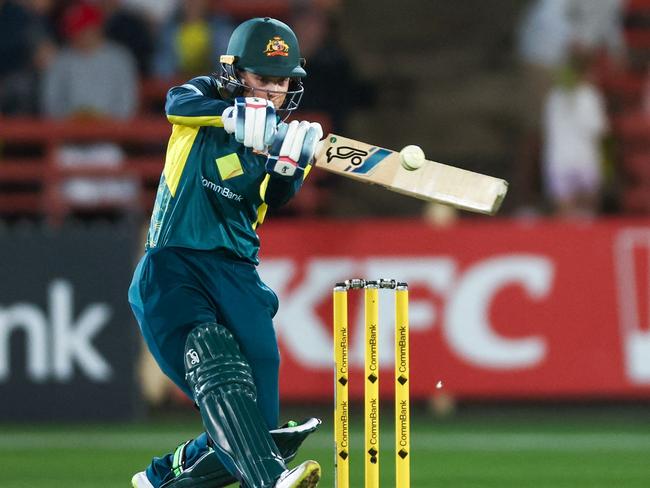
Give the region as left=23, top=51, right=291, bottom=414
left=259, top=255, right=554, bottom=371
left=0, top=280, right=112, bottom=382
left=613, top=228, right=650, bottom=384
left=446, top=255, right=553, bottom=369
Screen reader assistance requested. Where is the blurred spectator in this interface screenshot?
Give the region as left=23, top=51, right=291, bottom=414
left=291, top=6, right=375, bottom=133
left=566, top=0, right=626, bottom=65
left=41, top=2, right=139, bottom=213
left=542, top=49, right=609, bottom=218
left=514, top=0, right=565, bottom=213
left=120, top=0, right=177, bottom=27
left=0, top=0, right=57, bottom=115
left=515, top=0, right=625, bottom=213
left=152, top=0, right=234, bottom=79
left=102, top=0, right=155, bottom=76
left=42, top=1, right=137, bottom=119
left=518, top=0, right=625, bottom=73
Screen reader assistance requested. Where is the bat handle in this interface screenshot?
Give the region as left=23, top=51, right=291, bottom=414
left=312, top=139, right=326, bottom=166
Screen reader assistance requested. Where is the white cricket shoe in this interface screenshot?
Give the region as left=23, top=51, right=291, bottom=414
left=131, top=471, right=154, bottom=488
left=274, top=460, right=320, bottom=487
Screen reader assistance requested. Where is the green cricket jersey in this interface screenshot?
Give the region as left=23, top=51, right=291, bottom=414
left=146, top=76, right=305, bottom=264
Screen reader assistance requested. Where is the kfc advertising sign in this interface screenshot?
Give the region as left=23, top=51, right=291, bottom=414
left=258, top=219, right=650, bottom=400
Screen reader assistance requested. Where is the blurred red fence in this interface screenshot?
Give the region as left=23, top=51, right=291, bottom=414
left=0, top=117, right=169, bottom=223
left=0, top=113, right=331, bottom=223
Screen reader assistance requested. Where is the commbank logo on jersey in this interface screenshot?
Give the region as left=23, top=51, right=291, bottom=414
left=202, top=177, right=243, bottom=202
left=264, top=36, right=289, bottom=57
left=326, top=146, right=392, bottom=175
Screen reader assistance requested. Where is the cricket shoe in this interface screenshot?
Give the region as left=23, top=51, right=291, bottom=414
left=274, top=460, right=320, bottom=487
left=131, top=471, right=154, bottom=488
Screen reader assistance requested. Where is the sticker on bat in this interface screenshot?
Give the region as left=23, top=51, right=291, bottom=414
left=326, top=146, right=368, bottom=166
left=349, top=148, right=392, bottom=175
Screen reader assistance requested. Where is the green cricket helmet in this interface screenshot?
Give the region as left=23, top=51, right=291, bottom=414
left=218, top=17, right=306, bottom=119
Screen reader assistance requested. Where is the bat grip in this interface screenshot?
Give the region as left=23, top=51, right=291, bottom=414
left=312, top=139, right=326, bottom=166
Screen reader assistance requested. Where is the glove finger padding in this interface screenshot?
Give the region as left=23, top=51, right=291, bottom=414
left=223, top=97, right=277, bottom=152
left=300, top=124, right=323, bottom=167
left=266, top=121, right=323, bottom=179
left=234, top=98, right=246, bottom=144
left=285, top=121, right=310, bottom=165
left=269, top=121, right=289, bottom=157
left=263, top=103, right=276, bottom=147
left=221, top=106, right=235, bottom=133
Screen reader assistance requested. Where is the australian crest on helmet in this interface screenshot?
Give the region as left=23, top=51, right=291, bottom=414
left=264, top=36, right=290, bottom=57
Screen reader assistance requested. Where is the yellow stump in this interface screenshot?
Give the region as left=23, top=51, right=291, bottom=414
left=364, top=283, right=380, bottom=488
left=395, top=285, right=410, bottom=488
left=333, top=286, right=349, bottom=488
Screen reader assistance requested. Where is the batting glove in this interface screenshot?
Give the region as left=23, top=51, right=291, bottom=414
left=222, top=97, right=277, bottom=151
left=265, top=120, right=323, bottom=179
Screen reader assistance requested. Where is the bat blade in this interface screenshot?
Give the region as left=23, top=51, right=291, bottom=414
left=313, top=134, right=508, bottom=215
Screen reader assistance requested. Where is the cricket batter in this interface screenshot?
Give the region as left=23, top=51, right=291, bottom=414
left=128, top=17, right=323, bottom=488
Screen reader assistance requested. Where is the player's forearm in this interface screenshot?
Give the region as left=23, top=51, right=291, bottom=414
left=165, top=85, right=230, bottom=127
left=264, top=175, right=303, bottom=208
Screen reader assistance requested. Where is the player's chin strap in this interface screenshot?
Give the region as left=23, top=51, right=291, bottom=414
left=216, top=56, right=304, bottom=121
left=160, top=418, right=322, bottom=488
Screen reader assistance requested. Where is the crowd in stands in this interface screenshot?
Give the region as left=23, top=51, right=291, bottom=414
left=513, top=0, right=650, bottom=219
left=0, top=0, right=374, bottom=221
left=3, top=0, right=650, bottom=222
left=514, top=0, right=625, bottom=218
left=0, top=0, right=354, bottom=120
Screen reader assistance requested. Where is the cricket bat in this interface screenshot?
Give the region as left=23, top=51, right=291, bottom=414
left=313, top=134, right=508, bottom=215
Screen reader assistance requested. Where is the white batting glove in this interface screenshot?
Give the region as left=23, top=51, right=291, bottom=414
left=222, top=97, right=277, bottom=151
left=265, top=120, right=323, bottom=179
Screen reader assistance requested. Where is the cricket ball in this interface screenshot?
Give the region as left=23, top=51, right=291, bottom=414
left=399, top=145, right=425, bottom=171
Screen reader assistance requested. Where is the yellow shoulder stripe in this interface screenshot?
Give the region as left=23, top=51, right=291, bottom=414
left=163, top=125, right=199, bottom=197
left=167, top=114, right=224, bottom=127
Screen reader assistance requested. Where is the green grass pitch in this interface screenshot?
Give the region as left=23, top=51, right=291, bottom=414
left=2, top=408, right=650, bottom=487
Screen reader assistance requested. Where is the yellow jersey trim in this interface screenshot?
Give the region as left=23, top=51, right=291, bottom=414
left=252, top=166, right=311, bottom=229
left=167, top=114, right=224, bottom=127
left=253, top=174, right=271, bottom=230
left=163, top=125, right=199, bottom=197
